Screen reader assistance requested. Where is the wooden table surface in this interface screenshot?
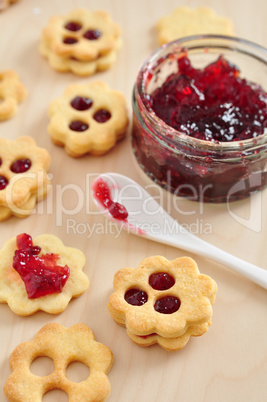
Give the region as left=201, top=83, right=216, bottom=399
left=1, top=0, right=267, bottom=401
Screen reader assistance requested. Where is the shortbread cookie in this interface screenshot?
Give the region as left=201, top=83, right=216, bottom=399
left=0, top=0, right=20, bottom=12
left=39, top=36, right=121, bottom=77
left=0, top=70, right=26, bottom=121
left=4, top=323, right=113, bottom=402
left=108, top=256, right=217, bottom=351
left=0, top=136, right=50, bottom=221
left=0, top=233, right=89, bottom=315
left=39, top=8, right=122, bottom=76
left=48, top=80, right=129, bottom=157
left=157, top=7, right=234, bottom=45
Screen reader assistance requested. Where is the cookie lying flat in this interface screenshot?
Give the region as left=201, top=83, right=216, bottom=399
left=4, top=323, right=113, bottom=402
left=0, top=233, right=89, bottom=315
left=0, top=136, right=50, bottom=222
left=39, top=8, right=122, bottom=76
left=48, top=80, right=129, bottom=157
left=0, top=70, right=26, bottom=121
left=157, top=7, right=234, bottom=45
left=108, top=255, right=217, bottom=351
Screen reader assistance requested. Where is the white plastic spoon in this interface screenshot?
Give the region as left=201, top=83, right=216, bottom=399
left=91, top=172, right=267, bottom=290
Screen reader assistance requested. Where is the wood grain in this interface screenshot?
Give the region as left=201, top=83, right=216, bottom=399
left=0, top=0, right=267, bottom=401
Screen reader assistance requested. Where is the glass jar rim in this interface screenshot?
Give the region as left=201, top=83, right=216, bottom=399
left=134, top=34, right=267, bottom=153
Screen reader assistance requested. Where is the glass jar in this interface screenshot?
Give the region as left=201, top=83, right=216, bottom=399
left=131, top=35, right=267, bottom=203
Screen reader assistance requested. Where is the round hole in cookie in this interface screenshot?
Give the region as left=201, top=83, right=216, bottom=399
left=70, top=96, right=93, bottom=111
left=0, top=175, right=9, bottom=190
left=43, top=389, right=68, bottom=402
left=149, top=272, right=175, bottom=291
left=64, top=21, right=82, bottom=32
left=0, top=157, right=2, bottom=167
left=10, top=158, right=32, bottom=173
left=124, top=288, right=148, bottom=306
left=83, top=29, right=101, bottom=40
left=93, top=109, right=111, bottom=123
left=69, top=120, right=89, bottom=132
left=154, top=296, right=181, bottom=314
left=63, top=37, right=78, bottom=45
left=30, top=356, right=55, bottom=376
left=66, top=361, right=90, bottom=383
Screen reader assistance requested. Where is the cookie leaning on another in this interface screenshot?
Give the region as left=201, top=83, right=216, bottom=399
left=4, top=323, right=113, bottom=402
left=39, top=8, right=122, bottom=76
left=48, top=80, right=129, bottom=157
left=157, top=6, right=234, bottom=45
left=0, top=136, right=50, bottom=222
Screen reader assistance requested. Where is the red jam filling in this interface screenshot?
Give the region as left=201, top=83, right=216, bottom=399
left=12, top=233, right=70, bottom=299
left=69, top=120, right=89, bottom=132
left=71, top=96, right=93, bottom=111
left=93, top=109, right=111, bottom=123
left=149, top=272, right=175, bottom=290
left=64, top=21, right=82, bottom=31
left=124, top=288, right=148, bottom=306
left=10, top=158, right=31, bottom=173
left=92, top=178, right=128, bottom=221
left=149, top=54, right=267, bottom=142
left=63, top=37, right=78, bottom=45
left=83, top=29, right=101, bottom=40
left=0, top=175, right=9, bottom=190
left=0, top=158, right=2, bottom=166
left=154, top=296, right=180, bottom=314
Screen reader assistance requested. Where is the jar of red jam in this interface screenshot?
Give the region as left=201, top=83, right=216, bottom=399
left=132, top=35, right=267, bottom=203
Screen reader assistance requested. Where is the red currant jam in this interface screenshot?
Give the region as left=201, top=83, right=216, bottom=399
left=93, top=109, right=111, bottom=123
left=10, top=158, right=31, bottom=173
left=149, top=55, right=267, bottom=142
left=63, top=37, right=78, bottom=45
left=132, top=51, right=267, bottom=202
left=124, top=288, right=148, bottom=306
left=149, top=272, right=175, bottom=290
left=154, top=296, right=180, bottom=314
left=12, top=233, right=70, bottom=299
left=83, top=30, right=101, bottom=40
left=69, top=120, right=89, bottom=131
left=92, top=178, right=128, bottom=221
left=64, top=21, right=82, bottom=31
left=0, top=175, right=8, bottom=190
left=71, top=96, right=93, bottom=111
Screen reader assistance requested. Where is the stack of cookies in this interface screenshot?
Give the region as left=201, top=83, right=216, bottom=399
left=39, top=8, right=122, bottom=76
left=108, top=256, right=217, bottom=351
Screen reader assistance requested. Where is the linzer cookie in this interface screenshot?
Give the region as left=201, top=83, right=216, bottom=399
left=108, top=256, right=217, bottom=351
left=0, top=136, right=51, bottom=221
left=48, top=80, right=128, bottom=157
left=0, top=233, right=89, bottom=315
left=0, top=70, right=26, bottom=121
left=0, top=0, right=20, bottom=12
left=4, top=323, right=113, bottom=401
left=39, top=8, right=122, bottom=76
left=157, top=7, right=234, bottom=45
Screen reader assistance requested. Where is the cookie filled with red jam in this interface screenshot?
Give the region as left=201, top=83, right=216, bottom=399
left=0, top=233, right=89, bottom=315
left=132, top=38, right=267, bottom=203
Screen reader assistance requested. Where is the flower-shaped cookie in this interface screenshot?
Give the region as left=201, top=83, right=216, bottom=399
left=48, top=81, right=128, bottom=157
left=39, top=8, right=122, bottom=76
left=0, top=136, right=50, bottom=222
left=108, top=256, right=217, bottom=351
left=4, top=323, right=113, bottom=402
left=0, top=70, right=26, bottom=121
left=0, top=233, right=89, bottom=315
left=157, top=7, right=234, bottom=45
